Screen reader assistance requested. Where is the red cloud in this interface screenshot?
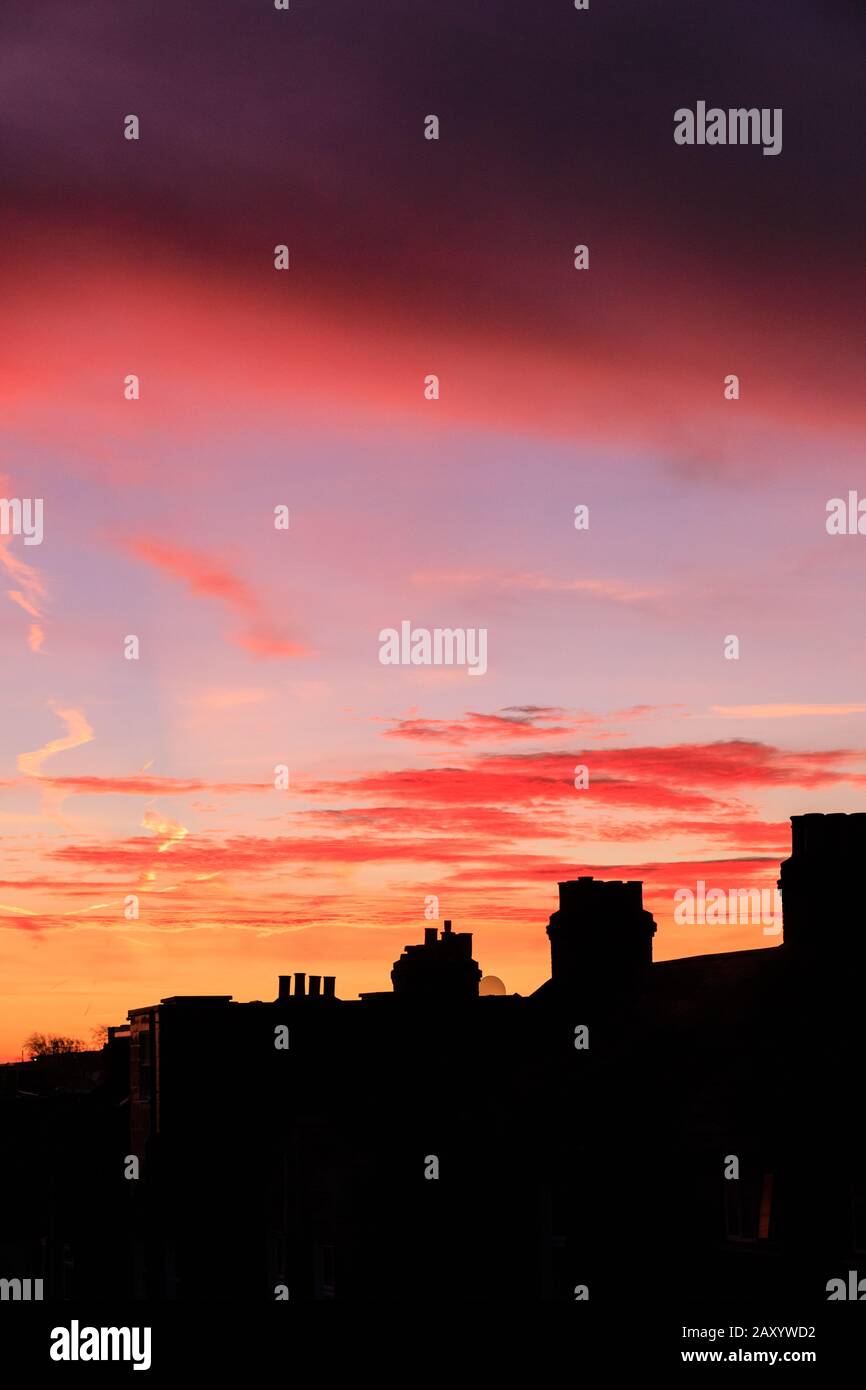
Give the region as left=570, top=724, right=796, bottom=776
left=10, top=738, right=862, bottom=959
left=306, top=739, right=866, bottom=817
left=308, top=761, right=725, bottom=812
left=560, top=740, right=866, bottom=789
left=38, top=774, right=271, bottom=796
left=302, top=804, right=569, bottom=840
left=381, top=707, right=599, bottom=744
left=437, top=853, right=782, bottom=888
left=47, top=834, right=492, bottom=873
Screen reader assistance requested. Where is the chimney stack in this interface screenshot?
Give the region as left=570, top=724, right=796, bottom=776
left=546, top=877, right=656, bottom=986
left=779, top=813, right=866, bottom=955
left=391, top=920, right=481, bottom=1001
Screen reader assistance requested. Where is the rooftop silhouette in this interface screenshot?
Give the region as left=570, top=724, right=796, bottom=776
left=1, top=814, right=864, bottom=1303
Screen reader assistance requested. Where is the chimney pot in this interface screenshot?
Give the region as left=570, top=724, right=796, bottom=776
left=424, top=927, right=437, bottom=945
left=308, top=975, right=321, bottom=997
left=443, top=919, right=452, bottom=934
left=278, top=975, right=292, bottom=1002
left=322, top=976, right=336, bottom=999
left=294, top=972, right=306, bottom=997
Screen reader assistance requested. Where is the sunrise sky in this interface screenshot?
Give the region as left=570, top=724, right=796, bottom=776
left=1, top=1, right=865, bottom=1057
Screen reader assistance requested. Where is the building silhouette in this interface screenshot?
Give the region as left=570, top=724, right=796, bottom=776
left=1, top=813, right=864, bottom=1301
left=778, top=810, right=866, bottom=959
left=390, top=919, right=482, bottom=1001
left=544, top=876, right=656, bottom=991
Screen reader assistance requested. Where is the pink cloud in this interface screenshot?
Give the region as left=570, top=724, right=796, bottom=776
left=120, top=536, right=308, bottom=659
left=380, top=704, right=686, bottom=745
left=711, top=703, right=866, bottom=718
left=39, top=774, right=271, bottom=796
left=382, top=707, right=598, bottom=744
left=410, top=569, right=663, bottom=605
left=0, top=535, right=48, bottom=650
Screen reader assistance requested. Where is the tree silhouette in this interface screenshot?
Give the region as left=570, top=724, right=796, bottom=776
left=23, top=1032, right=84, bottom=1058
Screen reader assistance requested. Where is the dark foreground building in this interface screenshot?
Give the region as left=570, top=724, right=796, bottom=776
left=1, top=813, right=864, bottom=1301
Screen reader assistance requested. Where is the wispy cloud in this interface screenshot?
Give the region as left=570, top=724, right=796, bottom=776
left=380, top=704, right=684, bottom=745
left=18, top=705, right=94, bottom=779
left=17, top=704, right=95, bottom=823
left=410, top=569, right=662, bottom=605
left=141, top=808, right=188, bottom=856
left=120, top=536, right=308, bottom=659
left=381, top=707, right=598, bottom=744
left=40, top=774, right=271, bottom=796
left=0, top=535, right=48, bottom=651
left=711, top=703, right=866, bottom=719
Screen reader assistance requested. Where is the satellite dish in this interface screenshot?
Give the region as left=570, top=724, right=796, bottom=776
left=479, top=975, right=506, bottom=996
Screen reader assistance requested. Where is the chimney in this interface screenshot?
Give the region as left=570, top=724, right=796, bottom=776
left=278, top=975, right=292, bottom=1003
left=779, top=813, right=866, bottom=955
left=546, top=877, right=656, bottom=986
left=308, top=975, right=321, bottom=997
left=391, top=921, right=482, bottom=1001
left=322, top=976, right=336, bottom=999
left=294, top=972, right=306, bottom=997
